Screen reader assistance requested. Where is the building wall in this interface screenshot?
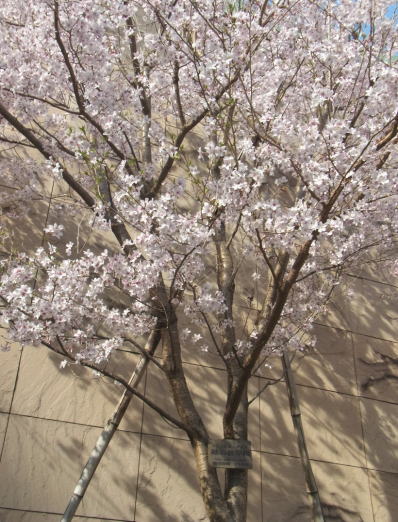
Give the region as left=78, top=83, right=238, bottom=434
left=0, top=197, right=398, bottom=521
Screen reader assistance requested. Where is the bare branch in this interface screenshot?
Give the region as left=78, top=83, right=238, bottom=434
left=173, top=61, right=187, bottom=127
left=41, top=340, right=190, bottom=434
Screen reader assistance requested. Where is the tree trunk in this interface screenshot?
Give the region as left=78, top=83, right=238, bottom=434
left=193, top=439, right=233, bottom=522
left=161, top=307, right=239, bottom=521
left=225, top=394, right=248, bottom=520
left=224, top=367, right=249, bottom=522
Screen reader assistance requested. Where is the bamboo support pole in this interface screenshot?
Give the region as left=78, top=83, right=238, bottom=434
left=282, top=351, right=325, bottom=522
left=61, top=330, right=160, bottom=521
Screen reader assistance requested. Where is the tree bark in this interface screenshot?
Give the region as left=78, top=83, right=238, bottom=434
left=160, top=302, right=240, bottom=521
left=194, top=439, right=233, bottom=522
left=224, top=381, right=248, bottom=522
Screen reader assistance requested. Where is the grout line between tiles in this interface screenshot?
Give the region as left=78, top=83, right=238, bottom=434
left=132, top=366, right=148, bottom=520
left=0, top=505, right=134, bottom=521
left=0, top=346, right=23, bottom=464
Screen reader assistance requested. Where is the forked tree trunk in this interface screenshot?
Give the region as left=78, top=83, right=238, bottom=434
left=162, top=310, right=242, bottom=522
left=191, top=399, right=249, bottom=522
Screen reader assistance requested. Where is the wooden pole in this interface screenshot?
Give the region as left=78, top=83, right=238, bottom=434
left=61, top=329, right=160, bottom=521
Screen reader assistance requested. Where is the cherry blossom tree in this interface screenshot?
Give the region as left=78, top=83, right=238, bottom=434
left=0, top=1, right=397, bottom=520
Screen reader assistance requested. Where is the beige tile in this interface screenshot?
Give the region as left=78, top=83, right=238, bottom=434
left=361, top=398, right=398, bottom=473
left=322, top=274, right=398, bottom=342
left=0, top=415, right=138, bottom=519
left=318, top=286, right=355, bottom=333
left=135, top=434, right=209, bottom=521
left=259, top=381, right=299, bottom=457
left=0, top=510, right=59, bottom=522
left=247, top=376, right=261, bottom=451
left=354, top=335, right=398, bottom=403
left=184, top=364, right=227, bottom=442
left=292, top=324, right=356, bottom=395
left=312, top=461, right=373, bottom=522
left=261, top=453, right=311, bottom=522
left=2, top=199, right=50, bottom=254
left=253, top=320, right=357, bottom=393
left=180, top=343, right=227, bottom=371
left=369, top=469, right=398, bottom=522
left=77, top=430, right=138, bottom=519
left=11, top=344, right=142, bottom=432
left=0, top=508, right=123, bottom=521
left=44, top=185, right=122, bottom=254
left=247, top=450, right=262, bottom=522
left=0, top=337, right=22, bottom=412
left=74, top=516, right=119, bottom=522
left=350, top=276, right=398, bottom=341
left=0, top=412, right=8, bottom=455
left=74, top=516, right=121, bottom=522
left=300, top=387, right=366, bottom=467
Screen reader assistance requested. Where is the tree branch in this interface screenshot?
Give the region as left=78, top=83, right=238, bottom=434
left=53, top=1, right=136, bottom=174
left=41, top=340, right=190, bottom=434
left=0, top=101, right=95, bottom=208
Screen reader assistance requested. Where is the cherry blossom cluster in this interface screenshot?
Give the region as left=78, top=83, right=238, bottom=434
left=0, top=0, right=397, bottom=364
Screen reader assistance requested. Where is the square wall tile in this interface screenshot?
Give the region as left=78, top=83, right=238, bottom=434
left=11, top=344, right=143, bottom=433
left=247, top=450, right=262, bottom=522
left=361, top=398, right=398, bottom=474
left=177, top=312, right=226, bottom=370
left=76, top=429, right=138, bottom=519
left=312, top=461, right=373, bottom=522
left=142, top=363, right=260, bottom=449
left=323, top=274, right=398, bottom=342
left=0, top=412, right=8, bottom=455
left=0, top=337, right=22, bottom=412
left=0, top=415, right=138, bottom=520
left=135, top=434, right=209, bottom=522
left=318, top=289, right=354, bottom=333
left=0, top=510, right=59, bottom=522
left=0, top=511, right=125, bottom=522
left=3, top=198, right=52, bottom=254
left=369, top=469, right=398, bottom=522
left=247, top=376, right=261, bottom=451
left=259, top=381, right=299, bottom=458
left=261, top=453, right=311, bottom=522
left=354, top=335, right=398, bottom=403
left=141, top=363, right=194, bottom=441
left=254, top=354, right=284, bottom=381
left=292, top=324, right=356, bottom=395
left=299, top=387, right=365, bottom=467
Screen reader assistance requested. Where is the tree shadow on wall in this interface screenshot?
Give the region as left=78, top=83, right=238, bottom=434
left=13, top=267, right=398, bottom=521
left=2, top=179, right=397, bottom=521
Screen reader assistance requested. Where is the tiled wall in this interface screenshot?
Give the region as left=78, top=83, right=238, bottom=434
left=1, top=287, right=398, bottom=522
left=1, top=192, right=397, bottom=521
